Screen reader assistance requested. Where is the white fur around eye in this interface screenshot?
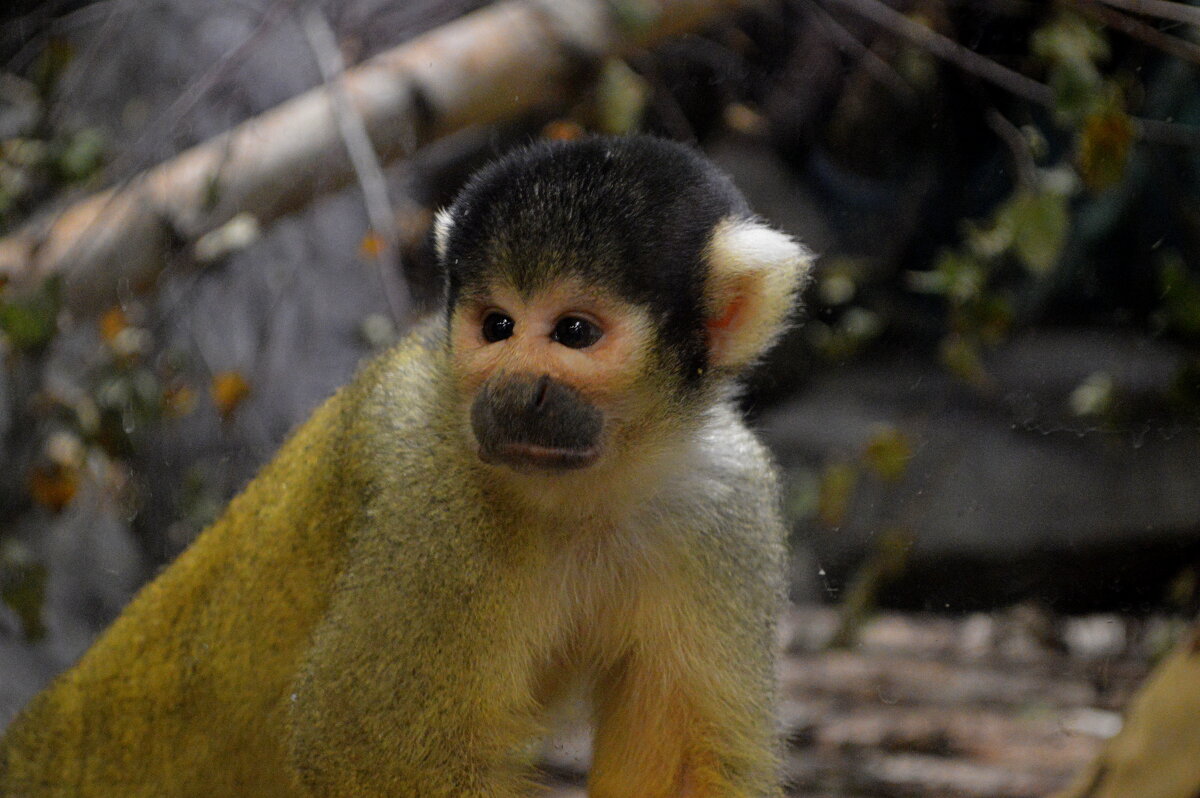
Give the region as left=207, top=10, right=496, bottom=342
left=705, top=217, right=813, bottom=371
left=433, top=208, right=455, bottom=261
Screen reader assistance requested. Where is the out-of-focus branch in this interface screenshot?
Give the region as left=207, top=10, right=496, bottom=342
left=300, top=3, right=411, bottom=324
left=821, top=0, right=1056, bottom=107
left=1070, top=0, right=1200, bottom=67
left=1092, top=0, right=1200, bottom=27
left=822, top=0, right=1200, bottom=147
left=986, top=108, right=1037, bottom=189
left=808, top=1, right=918, bottom=103
left=0, top=0, right=752, bottom=317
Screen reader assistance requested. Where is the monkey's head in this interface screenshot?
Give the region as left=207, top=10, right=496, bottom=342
left=434, top=136, right=811, bottom=488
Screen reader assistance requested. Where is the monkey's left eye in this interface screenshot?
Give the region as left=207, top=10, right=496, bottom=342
left=482, top=312, right=515, bottom=343
left=551, top=317, right=602, bottom=349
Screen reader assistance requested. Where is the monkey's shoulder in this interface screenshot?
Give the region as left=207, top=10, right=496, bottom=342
left=693, top=405, right=781, bottom=490
left=334, top=321, right=483, bottom=498
left=341, top=320, right=450, bottom=437
left=654, top=406, right=784, bottom=542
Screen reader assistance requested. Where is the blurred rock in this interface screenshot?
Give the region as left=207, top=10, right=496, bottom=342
left=762, top=329, right=1200, bottom=610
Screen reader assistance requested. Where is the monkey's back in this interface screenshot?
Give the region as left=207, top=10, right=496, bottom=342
left=0, top=328, right=445, bottom=798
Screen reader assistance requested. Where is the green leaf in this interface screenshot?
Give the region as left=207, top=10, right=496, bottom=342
left=1032, top=12, right=1108, bottom=68
left=818, top=462, right=858, bottom=528
left=1049, top=62, right=1105, bottom=122
left=1161, top=255, right=1200, bottom=339
left=56, top=127, right=107, bottom=183
left=595, top=59, right=649, bottom=136
left=935, top=249, right=988, bottom=304
left=1032, top=13, right=1109, bottom=123
left=863, top=425, right=912, bottom=482
left=940, top=334, right=992, bottom=389
left=1007, top=189, right=1070, bottom=276
left=1, top=546, right=47, bottom=642
left=1078, top=105, right=1134, bottom=191
left=0, top=276, right=62, bottom=351
left=609, top=0, right=660, bottom=32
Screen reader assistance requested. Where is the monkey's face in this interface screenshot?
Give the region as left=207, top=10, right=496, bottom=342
left=449, top=280, right=659, bottom=475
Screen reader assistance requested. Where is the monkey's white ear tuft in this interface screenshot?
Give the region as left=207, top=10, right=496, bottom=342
left=704, top=217, right=813, bottom=372
left=433, top=208, right=455, bottom=261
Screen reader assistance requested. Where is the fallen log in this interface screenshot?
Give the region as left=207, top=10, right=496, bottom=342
left=0, top=0, right=750, bottom=316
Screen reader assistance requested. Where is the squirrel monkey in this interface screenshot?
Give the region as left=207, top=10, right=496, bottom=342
left=0, top=135, right=811, bottom=797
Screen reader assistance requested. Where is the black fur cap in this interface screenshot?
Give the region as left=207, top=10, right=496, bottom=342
left=438, top=135, right=751, bottom=379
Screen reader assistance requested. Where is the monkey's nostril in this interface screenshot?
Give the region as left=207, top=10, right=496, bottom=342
left=533, top=374, right=550, bottom=410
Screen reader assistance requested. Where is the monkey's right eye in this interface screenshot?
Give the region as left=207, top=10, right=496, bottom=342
left=481, top=312, right=515, bottom=343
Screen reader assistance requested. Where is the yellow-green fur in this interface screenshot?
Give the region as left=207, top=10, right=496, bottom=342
left=0, top=320, right=787, bottom=797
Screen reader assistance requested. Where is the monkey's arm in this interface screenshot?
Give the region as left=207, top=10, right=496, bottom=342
left=589, top=545, right=783, bottom=798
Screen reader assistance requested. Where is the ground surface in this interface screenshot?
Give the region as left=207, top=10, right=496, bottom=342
left=539, top=604, right=1158, bottom=797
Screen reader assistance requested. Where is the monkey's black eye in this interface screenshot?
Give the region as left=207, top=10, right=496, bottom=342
left=552, top=317, right=602, bottom=349
left=482, top=312, right=515, bottom=343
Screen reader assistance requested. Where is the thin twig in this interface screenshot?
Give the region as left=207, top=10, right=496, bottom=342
left=808, top=1, right=918, bottom=104
left=1070, top=0, right=1200, bottom=66
left=819, top=0, right=1056, bottom=106
left=986, top=108, right=1037, bottom=188
left=299, top=2, right=411, bottom=325
left=101, top=0, right=298, bottom=180
left=1134, top=116, right=1200, bottom=147
left=1092, top=0, right=1200, bottom=26
left=1, top=0, right=752, bottom=316
left=819, top=0, right=1200, bottom=147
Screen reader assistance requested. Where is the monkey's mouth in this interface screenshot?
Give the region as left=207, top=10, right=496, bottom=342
left=470, top=374, right=605, bottom=473
left=479, top=442, right=600, bottom=472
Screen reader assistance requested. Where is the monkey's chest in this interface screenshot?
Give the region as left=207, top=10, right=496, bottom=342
left=527, top=532, right=684, bottom=674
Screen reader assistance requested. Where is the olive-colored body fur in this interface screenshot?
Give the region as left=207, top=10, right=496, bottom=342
left=0, top=323, right=786, bottom=797
left=2, top=135, right=808, bottom=797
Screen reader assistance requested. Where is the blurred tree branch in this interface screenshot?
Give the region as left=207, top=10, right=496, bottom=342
left=823, top=0, right=1056, bottom=106
left=300, top=2, right=412, bottom=325
left=0, top=0, right=751, bottom=318
left=1069, top=0, right=1200, bottom=68
left=1092, top=0, right=1200, bottom=27
left=822, top=0, right=1200, bottom=147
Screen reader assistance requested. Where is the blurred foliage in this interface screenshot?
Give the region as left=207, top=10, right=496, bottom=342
left=0, top=41, right=106, bottom=231
left=1160, top=254, right=1200, bottom=341
left=0, top=275, right=60, bottom=352
left=817, top=461, right=858, bottom=529
left=211, top=371, right=252, bottom=421
left=1078, top=105, right=1136, bottom=192
left=0, top=540, right=46, bottom=641
left=595, top=58, right=651, bottom=136
left=28, top=462, right=79, bottom=514
left=1031, top=12, right=1137, bottom=193
left=862, top=425, right=913, bottom=483
left=828, top=527, right=914, bottom=649
left=1069, top=371, right=1115, bottom=418
left=811, top=423, right=914, bottom=530
left=907, top=168, right=1078, bottom=387
left=1032, top=12, right=1111, bottom=125
left=896, top=6, right=1152, bottom=391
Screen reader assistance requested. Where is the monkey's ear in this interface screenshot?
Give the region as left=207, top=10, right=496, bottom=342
left=704, top=217, right=812, bottom=372
left=433, top=208, right=454, bottom=261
